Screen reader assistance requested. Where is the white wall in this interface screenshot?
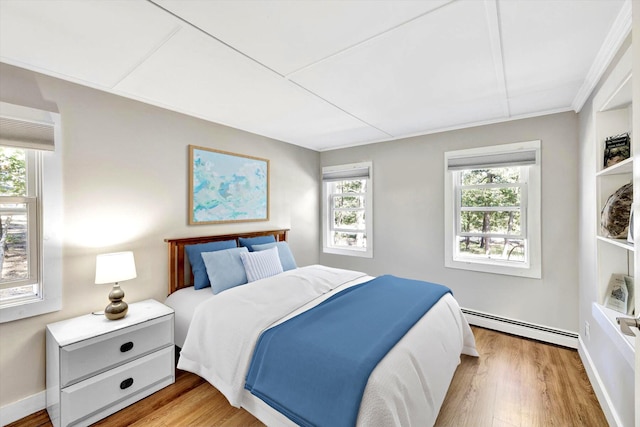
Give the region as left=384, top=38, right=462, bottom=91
left=320, top=112, right=579, bottom=332
left=0, top=63, right=320, bottom=410
left=577, top=35, right=635, bottom=427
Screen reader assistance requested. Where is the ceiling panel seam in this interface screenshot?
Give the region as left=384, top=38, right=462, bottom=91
left=483, top=0, right=510, bottom=118
left=320, top=106, right=575, bottom=152
left=570, top=0, right=631, bottom=112
left=147, top=0, right=287, bottom=78
left=283, top=0, right=455, bottom=79
left=146, top=0, right=393, bottom=138
left=111, top=24, right=182, bottom=90
left=287, top=79, right=394, bottom=138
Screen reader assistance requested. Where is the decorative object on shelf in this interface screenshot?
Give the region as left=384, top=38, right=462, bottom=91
left=95, top=251, right=137, bottom=320
left=627, top=203, right=635, bottom=244
left=189, top=145, right=269, bottom=225
left=601, top=182, right=632, bottom=238
left=604, top=273, right=629, bottom=314
left=603, top=132, right=630, bottom=168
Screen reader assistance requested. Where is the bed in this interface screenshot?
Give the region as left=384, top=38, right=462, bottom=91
left=164, top=229, right=477, bottom=426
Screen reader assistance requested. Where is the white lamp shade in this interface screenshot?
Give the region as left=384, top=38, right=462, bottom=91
left=95, top=251, right=137, bottom=284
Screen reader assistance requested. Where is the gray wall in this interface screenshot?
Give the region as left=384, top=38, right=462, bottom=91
left=0, top=63, right=583, bottom=412
left=0, top=63, right=320, bottom=408
left=321, top=112, right=579, bottom=332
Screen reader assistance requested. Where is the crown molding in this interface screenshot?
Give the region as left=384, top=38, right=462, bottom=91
left=571, top=0, right=631, bottom=112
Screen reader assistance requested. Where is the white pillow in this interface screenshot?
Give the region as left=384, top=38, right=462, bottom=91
left=239, top=246, right=283, bottom=282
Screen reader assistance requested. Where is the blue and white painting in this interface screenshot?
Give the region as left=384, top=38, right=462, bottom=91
left=190, top=146, right=269, bottom=224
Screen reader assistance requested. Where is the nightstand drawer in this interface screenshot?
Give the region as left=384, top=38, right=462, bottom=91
left=60, top=315, right=172, bottom=387
left=61, top=346, right=173, bottom=426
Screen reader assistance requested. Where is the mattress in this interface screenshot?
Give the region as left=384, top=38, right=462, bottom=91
left=168, top=265, right=478, bottom=426
left=164, top=285, right=213, bottom=348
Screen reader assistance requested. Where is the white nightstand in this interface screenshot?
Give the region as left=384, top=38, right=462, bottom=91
left=46, top=299, right=175, bottom=427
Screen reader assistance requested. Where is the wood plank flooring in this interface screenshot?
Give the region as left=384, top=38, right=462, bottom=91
left=8, top=327, right=607, bottom=427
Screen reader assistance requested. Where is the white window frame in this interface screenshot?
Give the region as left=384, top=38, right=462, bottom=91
left=0, top=150, right=40, bottom=293
left=444, top=140, right=541, bottom=278
left=322, top=162, right=373, bottom=258
left=0, top=103, right=62, bottom=322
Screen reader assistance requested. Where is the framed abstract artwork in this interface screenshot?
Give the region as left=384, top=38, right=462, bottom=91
left=189, top=145, right=269, bottom=224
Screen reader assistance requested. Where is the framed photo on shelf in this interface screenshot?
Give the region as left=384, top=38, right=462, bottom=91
left=189, top=145, right=269, bottom=225
left=602, top=132, right=630, bottom=169
left=604, top=274, right=629, bottom=314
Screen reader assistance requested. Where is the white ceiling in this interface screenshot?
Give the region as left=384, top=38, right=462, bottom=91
left=0, top=0, right=631, bottom=151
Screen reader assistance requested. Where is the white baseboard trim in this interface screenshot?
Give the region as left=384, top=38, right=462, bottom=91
left=0, top=391, right=45, bottom=427
left=462, top=308, right=579, bottom=349
left=578, top=336, right=623, bottom=427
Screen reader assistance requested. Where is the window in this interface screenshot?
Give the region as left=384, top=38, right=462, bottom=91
left=322, top=162, right=373, bottom=258
left=444, top=141, right=541, bottom=278
left=1, top=147, right=39, bottom=302
left=0, top=102, right=62, bottom=322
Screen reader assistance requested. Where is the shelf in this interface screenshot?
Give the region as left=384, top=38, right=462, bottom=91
left=596, top=156, right=633, bottom=176
left=592, top=302, right=635, bottom=370
left=596, top=235, right=635, bottom=251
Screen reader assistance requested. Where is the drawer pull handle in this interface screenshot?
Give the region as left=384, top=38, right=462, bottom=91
left=120, top=342, right=134, bottom=353
left=120, top=378, right=134, bottom=390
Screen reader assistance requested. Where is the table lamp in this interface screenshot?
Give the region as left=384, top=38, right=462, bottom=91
left=95, top=251, right=137, bottom=320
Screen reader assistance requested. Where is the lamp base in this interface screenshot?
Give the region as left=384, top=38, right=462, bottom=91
left=105, top=283, right=128, bottom=320
left=105, top=301, right=128, bottom=320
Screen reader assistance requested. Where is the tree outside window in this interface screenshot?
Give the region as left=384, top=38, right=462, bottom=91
left=0, top=146, right=36, bottom=300
left=457, top=167, right=525, bottom=262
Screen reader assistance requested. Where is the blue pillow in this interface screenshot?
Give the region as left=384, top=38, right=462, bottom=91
left=185, top=240, right=236, bottom=289
left=239, top=246, right=283, bottom=282
left=238, top=235, right=276, bottom=252
left=201, top=247, right=249, bottom=294
left=252, top=242, right=297, bottom=271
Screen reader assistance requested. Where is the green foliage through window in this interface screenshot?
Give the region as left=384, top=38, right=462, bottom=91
left=329, top=179, right=367, bottom=249
left=457, top=167, right=526, bottom=262
left=0, top=147, right=27, bottom=196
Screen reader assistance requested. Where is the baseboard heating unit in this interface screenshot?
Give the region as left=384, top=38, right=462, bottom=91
left=462, top=308, right=579, bottom=349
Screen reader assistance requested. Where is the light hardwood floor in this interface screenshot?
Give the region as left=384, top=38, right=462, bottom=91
left=8, top=327, right=607, bottom=427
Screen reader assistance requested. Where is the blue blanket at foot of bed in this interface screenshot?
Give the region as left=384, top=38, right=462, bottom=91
left=244, top=274, right=451, bottom=427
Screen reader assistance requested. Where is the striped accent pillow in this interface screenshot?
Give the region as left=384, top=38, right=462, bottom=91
left=239, top=246, right=284, bottom=282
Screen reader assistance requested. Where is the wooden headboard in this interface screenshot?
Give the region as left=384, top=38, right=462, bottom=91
left=164, top=229, right=289, bottom=295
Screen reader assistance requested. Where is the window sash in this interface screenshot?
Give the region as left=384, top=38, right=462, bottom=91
left=329, top=187, right=367, bottom=231
left=0, top=149, right=40, bottom=294
left=330, top=190, right=365, bottom=232
left=453, top=166, right=529, bottom=258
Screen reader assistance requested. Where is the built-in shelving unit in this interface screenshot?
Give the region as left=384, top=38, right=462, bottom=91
left=593, top=44, right=635, bottom=360
left=592, top=302, right=635, bottom=369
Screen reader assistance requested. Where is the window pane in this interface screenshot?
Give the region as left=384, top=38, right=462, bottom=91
left=461, top=167, right=520, bottom=185
left=332, top=232, right=366, bottom=248
left=334, top=179, right=366, bottom=194
left=0, top=147, right=27, bottom=196
left=460, top=211, right=521, bottom=235
left=333, top=210, right=365, bottom=230
left=457, top=237, right=526, bottom=262
left=0, top=284, right=37, bottom=301
left=333, top=195, right=364, bottom=209
left=461, top=187, right=520, bottom=207
left=1, top=205, right=29, bottom=282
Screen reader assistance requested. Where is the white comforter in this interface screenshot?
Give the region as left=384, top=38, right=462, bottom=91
left=177, top=265, right=478, bottom=426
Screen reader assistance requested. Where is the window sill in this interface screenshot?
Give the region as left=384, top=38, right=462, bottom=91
left=0, top=295, right=61, bottom=323
left=323, top=246, right=373, bottom=258
left=445, top=258, right=541, bottom=279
